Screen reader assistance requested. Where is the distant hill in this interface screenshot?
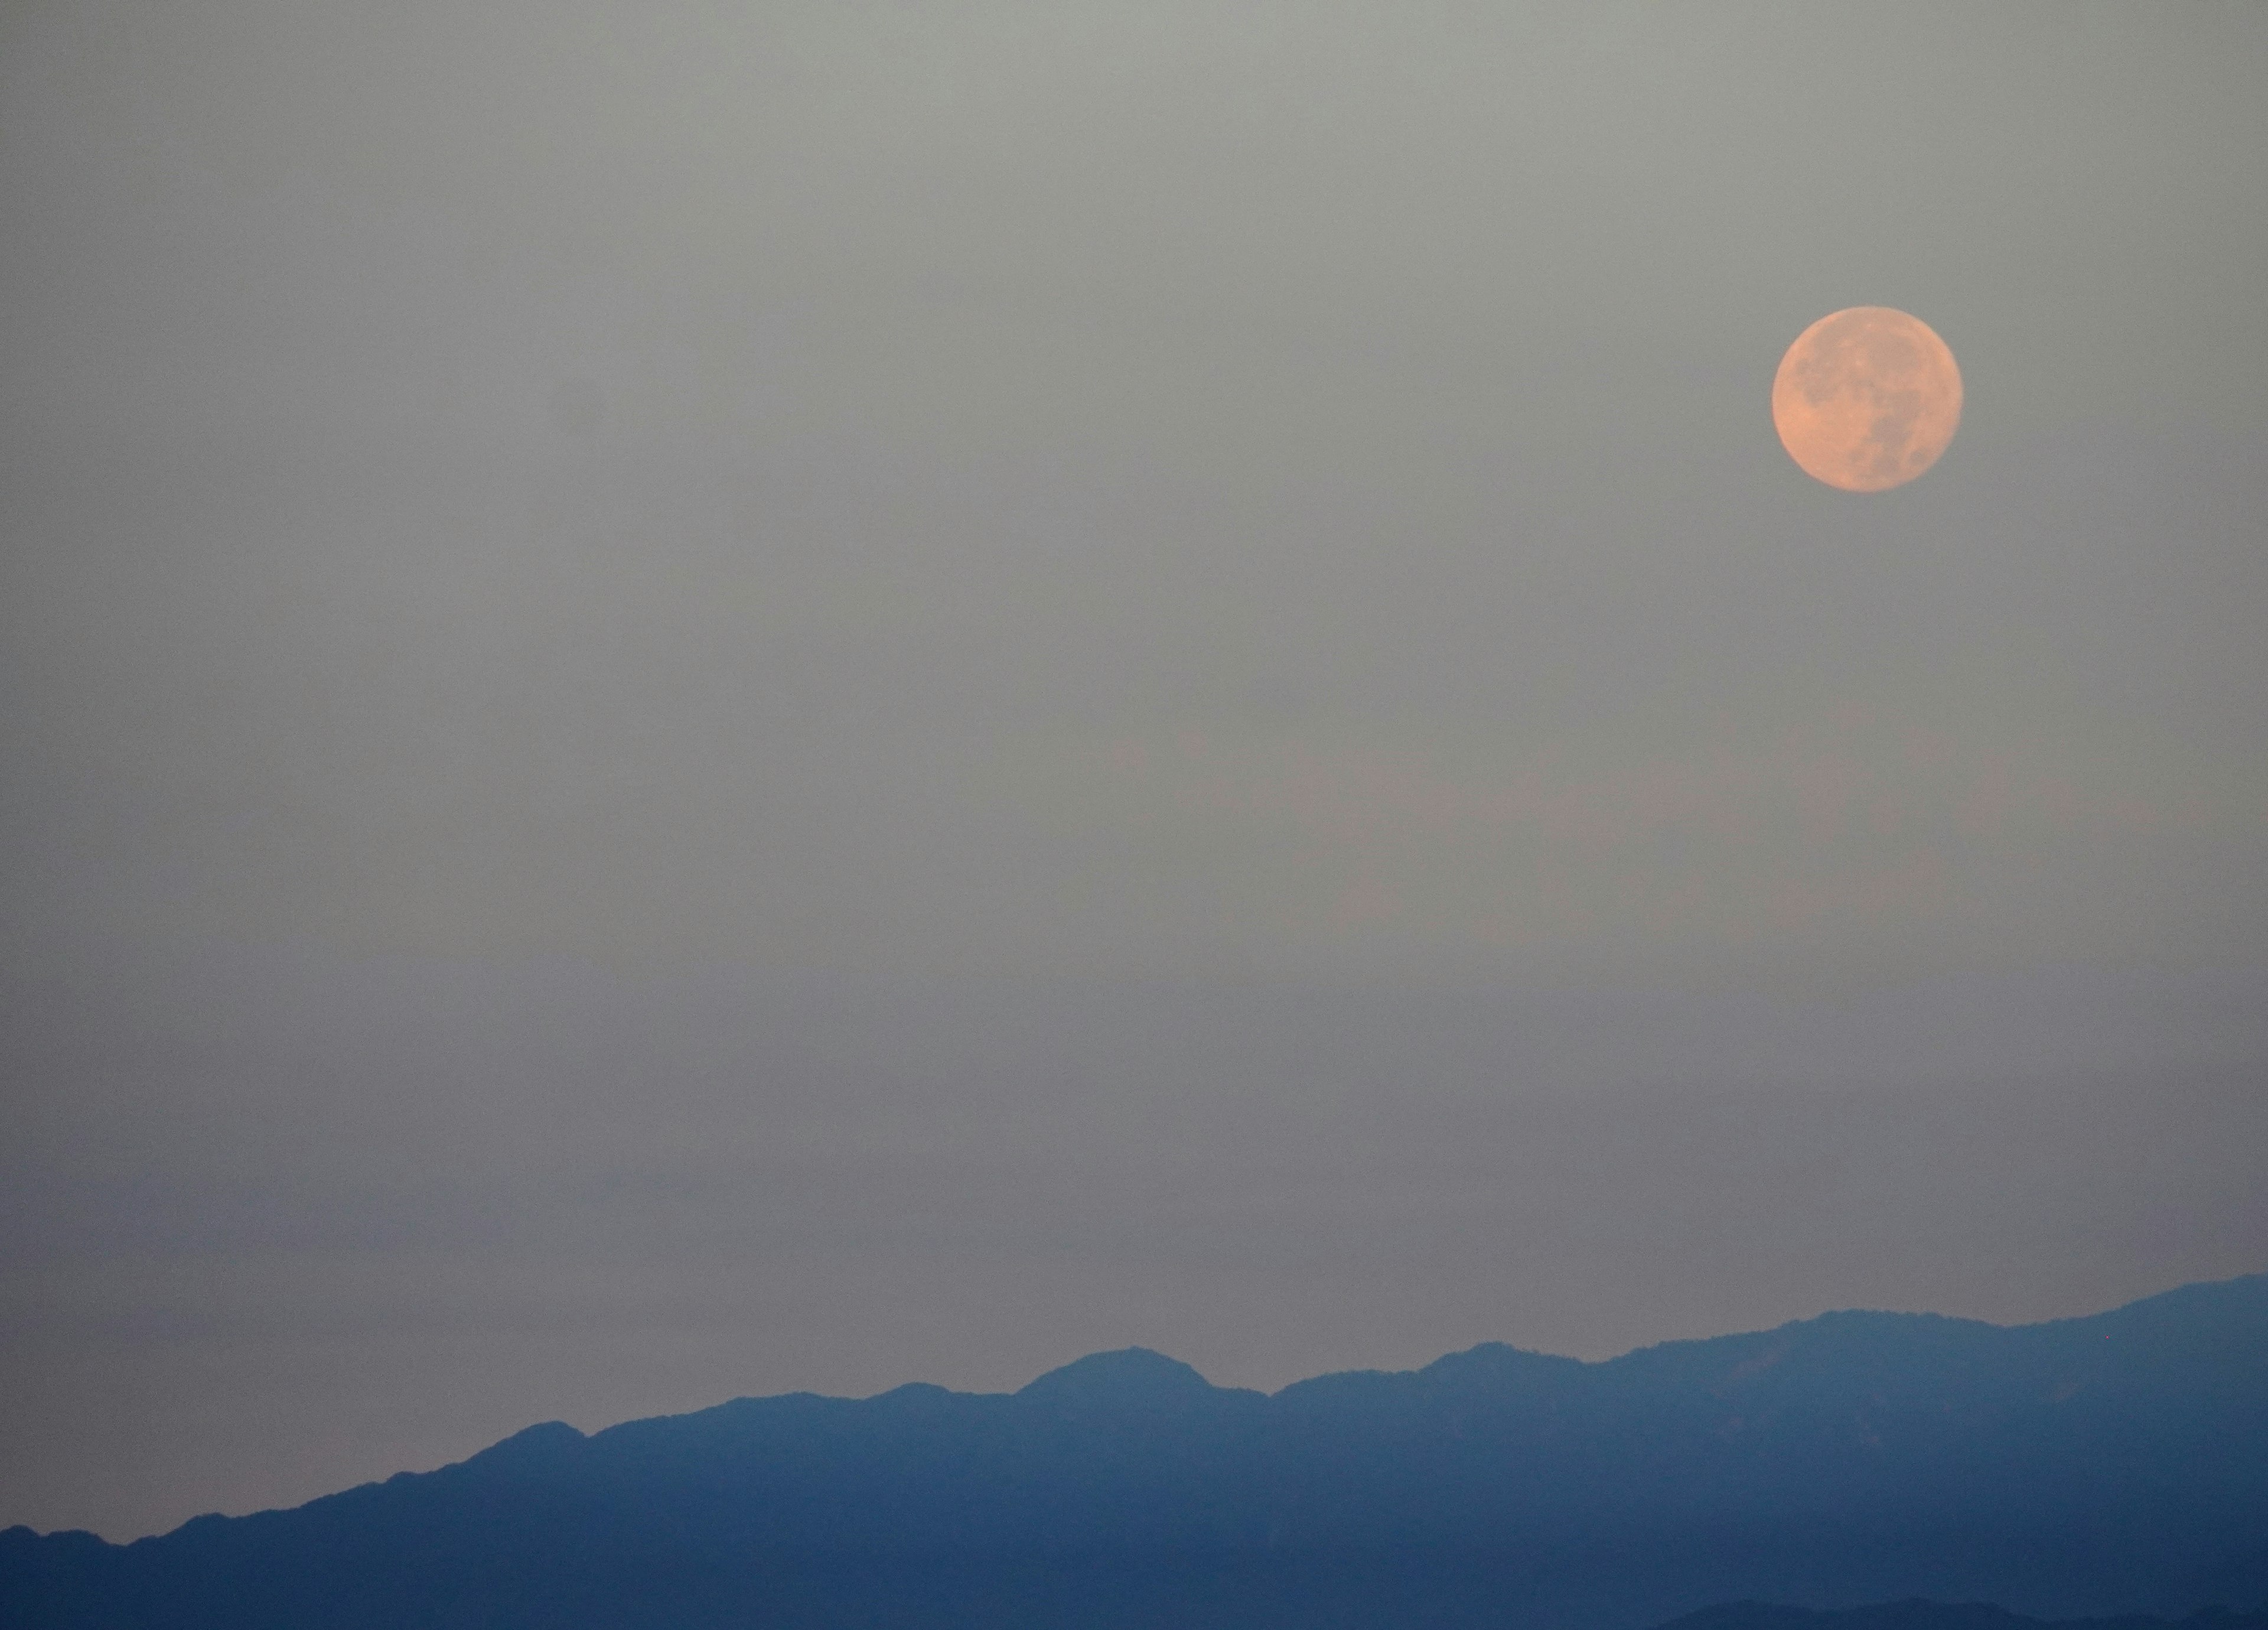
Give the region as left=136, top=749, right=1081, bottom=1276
left=5, top=1274, right=2264, bottom=1629
left=1662, top=1603, right=2268, bottom=1630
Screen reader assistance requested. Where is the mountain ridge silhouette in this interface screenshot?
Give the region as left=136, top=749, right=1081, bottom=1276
left=5, top=1271, right=2264, bottom=1629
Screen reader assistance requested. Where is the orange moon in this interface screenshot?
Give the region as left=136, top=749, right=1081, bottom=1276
left=1771, top=307, right=1962, bottom=492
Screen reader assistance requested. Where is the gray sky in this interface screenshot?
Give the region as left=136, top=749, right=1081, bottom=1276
left=3, top=0, right=2264, bottom=1540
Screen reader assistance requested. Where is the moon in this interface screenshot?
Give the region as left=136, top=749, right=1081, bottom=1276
left=1771, top=307, right=1962, bottom=492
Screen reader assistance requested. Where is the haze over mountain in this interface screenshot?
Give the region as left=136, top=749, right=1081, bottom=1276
left=6, top=1273, right=2263, bottom=1629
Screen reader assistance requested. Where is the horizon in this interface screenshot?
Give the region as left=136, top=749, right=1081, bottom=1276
left=695, top=1264, right=2268, bottom=1405
left=38, top=1265, right=2268, bottom=1546
left=10, top=1263, right=2263, bottom=1629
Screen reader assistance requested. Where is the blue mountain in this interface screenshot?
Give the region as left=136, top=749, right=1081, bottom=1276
left=5, top=1274, right=2264, bottom=1628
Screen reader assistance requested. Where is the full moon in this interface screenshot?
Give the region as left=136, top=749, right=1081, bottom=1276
left=1771, top=307, right=1962, bottom=492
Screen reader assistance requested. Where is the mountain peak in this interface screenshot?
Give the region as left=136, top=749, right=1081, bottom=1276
left=1016, top=1346, right=1215, bottom=1406
left=461, top=1420, right=584, bottom=1469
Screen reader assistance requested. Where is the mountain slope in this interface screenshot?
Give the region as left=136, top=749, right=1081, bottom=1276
left=5, top=1274, right=2265, bottom=1629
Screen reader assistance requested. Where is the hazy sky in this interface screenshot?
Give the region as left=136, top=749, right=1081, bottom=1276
left=4, top=0, right=2264, bottom=1541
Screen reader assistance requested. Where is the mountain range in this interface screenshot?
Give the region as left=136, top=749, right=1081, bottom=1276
left=5, top=1273, right=2264, bottom=1628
